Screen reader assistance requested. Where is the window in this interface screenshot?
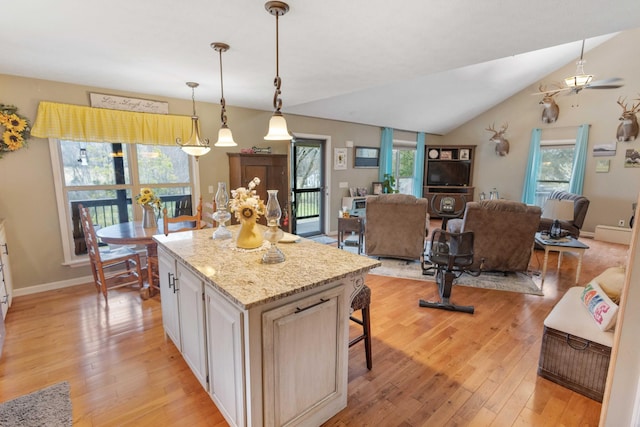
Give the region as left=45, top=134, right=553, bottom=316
left=51, top=139, right=197, bottom=265
left=391, top=140, right=416, bottom=194
left=535, top=139, right=575, bottom=206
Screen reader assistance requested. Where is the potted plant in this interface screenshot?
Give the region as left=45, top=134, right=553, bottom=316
left=382, top=173, right=399, bottom=194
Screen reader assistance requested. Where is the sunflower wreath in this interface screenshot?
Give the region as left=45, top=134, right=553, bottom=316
left=0, top=103, right=31, bottom=157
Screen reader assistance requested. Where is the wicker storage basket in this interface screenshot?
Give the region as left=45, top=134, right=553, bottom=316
left=538, top=326, right=611, bottom=402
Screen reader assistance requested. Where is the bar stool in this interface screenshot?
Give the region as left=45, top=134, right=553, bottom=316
left=349, top=284, right=372, bottom=370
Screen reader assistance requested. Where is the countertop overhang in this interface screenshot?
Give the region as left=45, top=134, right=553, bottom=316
left=153, top=227, right=380, bottom=309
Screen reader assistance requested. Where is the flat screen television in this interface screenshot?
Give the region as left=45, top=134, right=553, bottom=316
left=427, top=161, right=470, bottom=187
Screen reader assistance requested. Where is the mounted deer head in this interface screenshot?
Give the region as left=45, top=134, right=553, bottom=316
left=538, top=84, right=560, bottom=123
left=616, top=97, right=640, bottom=142
left=485, top=123, right=510, bottom=156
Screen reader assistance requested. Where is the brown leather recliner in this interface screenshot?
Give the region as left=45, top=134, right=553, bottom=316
left=538, top=191, right=590, bottom=238
left=364, top=194, right=429, bottom=261
left=447, top=200, right=542, bottom=273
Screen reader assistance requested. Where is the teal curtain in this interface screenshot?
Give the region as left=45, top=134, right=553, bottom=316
left=521, top=128, right=542, bottom=204
left=569, top=124, right=590, bottom=194
left=379, top=127, right=394, bottom=181
left=413, top=132, right=425, bottom=196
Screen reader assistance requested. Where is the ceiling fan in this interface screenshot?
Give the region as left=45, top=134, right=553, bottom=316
left=537, top=39, right=624, bottom=95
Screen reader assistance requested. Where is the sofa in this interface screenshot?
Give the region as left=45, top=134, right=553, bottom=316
left=538, top=190, right=590, bottom=238
left=364, top=194, right=429, bottom=261
left=447, top=200, right=542, bottom=273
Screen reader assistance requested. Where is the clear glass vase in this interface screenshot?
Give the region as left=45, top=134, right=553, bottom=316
left=262, top=190, right=285, bottom=264
left=212, top=182, right=232, bottom=240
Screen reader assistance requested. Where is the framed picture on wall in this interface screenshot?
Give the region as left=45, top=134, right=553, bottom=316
left=459, top=149, right=470, bottom=160
left=354, top=146, right=379, bottom=168
left=334, top=148, right=347, bottom=170
left=440, top=150, right=452, bottom=160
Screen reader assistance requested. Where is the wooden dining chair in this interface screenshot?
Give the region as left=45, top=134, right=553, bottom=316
left=163, top=196, right=203, bottom=236
left=147, top=196, right=203, bottom=293
left=78, top=204, right=144, bottom=301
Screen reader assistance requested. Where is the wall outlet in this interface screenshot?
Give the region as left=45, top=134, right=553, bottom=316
left=618, top=219, right=625, bottom=227
left=339, top=182, right=349, bottom=188
left=208, top=185, right=214, bottom=194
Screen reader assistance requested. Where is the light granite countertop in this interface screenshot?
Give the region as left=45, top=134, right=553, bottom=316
left=153, top=226, right=380, bottom=309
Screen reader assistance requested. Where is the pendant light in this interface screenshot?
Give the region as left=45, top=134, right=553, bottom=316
left=176, top=82, right=211, bottom=158
left=264, top=1, right=293, bottom=141
left=211, top=42, right=237, bottom=147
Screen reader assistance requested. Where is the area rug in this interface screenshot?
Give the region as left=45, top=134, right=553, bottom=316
left=369, top=258, right=543, bottom=296
left=0, top=382, right=72, bottom=427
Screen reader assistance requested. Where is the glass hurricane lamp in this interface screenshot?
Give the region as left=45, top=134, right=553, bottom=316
left=262, top=189, right=285, bottom=264
left=212, top=182, right=232, bottom=240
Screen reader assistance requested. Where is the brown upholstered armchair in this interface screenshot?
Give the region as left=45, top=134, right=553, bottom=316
left=447, top=200, right=541, bottom=273
left=537, top=191, right=590, bottom=238
left=364, top=194, right=429, bottom=261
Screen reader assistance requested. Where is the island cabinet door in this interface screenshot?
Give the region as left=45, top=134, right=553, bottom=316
left=0, top=221, right=13, bottom=320
left=177, top=263, right=208, bottom=390
left=158, top=248, right=181, bottom=350
left=205, top=285, right=246, bottom=427
left=262, top=285, right=348, bottom=427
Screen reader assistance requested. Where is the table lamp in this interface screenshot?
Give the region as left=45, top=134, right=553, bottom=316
left=542, top=199, right=574, bottom=239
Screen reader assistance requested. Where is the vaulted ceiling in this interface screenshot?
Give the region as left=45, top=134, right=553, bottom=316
left=3, top=0, right=640, bottom=134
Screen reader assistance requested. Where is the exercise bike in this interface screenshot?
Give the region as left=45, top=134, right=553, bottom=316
left=420, top=229, right=481, bottom=314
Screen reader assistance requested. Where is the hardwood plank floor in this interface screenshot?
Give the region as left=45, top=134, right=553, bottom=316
left=0, top=232, right=626, bottom=426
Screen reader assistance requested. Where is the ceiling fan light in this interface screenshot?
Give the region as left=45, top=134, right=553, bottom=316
left=215, top=125, right=237, bottom=147
left=264, top=112, right=292, bottom=141
left=565, top=74, right=593, bottom=88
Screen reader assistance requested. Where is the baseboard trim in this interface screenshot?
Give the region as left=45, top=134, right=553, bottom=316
left=13, top=275, right=94, bottom=297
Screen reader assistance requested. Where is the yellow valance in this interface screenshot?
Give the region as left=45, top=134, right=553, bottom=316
left=31, top=101, right=193, bottom=146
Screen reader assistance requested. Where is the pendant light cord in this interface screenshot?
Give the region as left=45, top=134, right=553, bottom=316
left=273, top=12, right=283, bottom=113
left=219, top=48, right=228, bottom=126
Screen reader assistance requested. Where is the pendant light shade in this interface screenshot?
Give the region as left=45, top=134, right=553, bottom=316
left=211, top=42, right=237, bottom=147
left=176, top=82, right=211, bottom=158
left=264, top=1, right=293, bottom=141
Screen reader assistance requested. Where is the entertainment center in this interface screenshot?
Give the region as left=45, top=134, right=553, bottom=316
left=423, top=145, right=476, bottom=218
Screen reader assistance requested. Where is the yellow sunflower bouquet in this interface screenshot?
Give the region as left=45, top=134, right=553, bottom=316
left=135, top=188, right=162, bottom=208
left=229, top=177, right=265, bottom=222
left=0, top=103, right=31, bottom=157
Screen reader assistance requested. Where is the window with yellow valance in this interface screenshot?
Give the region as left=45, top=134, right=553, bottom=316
left=31, top=101, right=192, bottom=146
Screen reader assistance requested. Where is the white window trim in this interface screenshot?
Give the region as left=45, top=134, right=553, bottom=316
left=48, top=138, right=201, bottom=267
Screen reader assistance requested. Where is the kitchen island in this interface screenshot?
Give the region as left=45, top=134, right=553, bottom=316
left=153, top=227, right=380, bottom=427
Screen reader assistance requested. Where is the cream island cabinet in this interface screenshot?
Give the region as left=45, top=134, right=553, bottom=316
left=153, top=227, right=380, bottom=427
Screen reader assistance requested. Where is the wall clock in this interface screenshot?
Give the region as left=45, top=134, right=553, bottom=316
left=428, top=149, right=439, bottom=159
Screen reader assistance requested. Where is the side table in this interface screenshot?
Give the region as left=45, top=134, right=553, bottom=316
left=534, top=232, right=590, bottom=288
left=338, top=217, right=365, bottom=254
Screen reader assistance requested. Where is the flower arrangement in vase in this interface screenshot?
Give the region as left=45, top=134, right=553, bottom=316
left=135, top=188, right=162, bottom=228
left=229, top=177, right=265, bottom=249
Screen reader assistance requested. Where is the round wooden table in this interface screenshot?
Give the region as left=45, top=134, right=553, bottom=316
left=96, top=221, right=199, bottom=298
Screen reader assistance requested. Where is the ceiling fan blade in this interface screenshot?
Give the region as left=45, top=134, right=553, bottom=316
left=531, top=87, right=572, bottom=96
left=586, top=77, right=624, bottom=89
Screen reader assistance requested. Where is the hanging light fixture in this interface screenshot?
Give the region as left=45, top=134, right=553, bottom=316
left=264, top=1, right=293, bottom=141
left=176, top=82, right=211, bottom=158
left=564, top=40, right=594, bottom=89
left=211, top=42, right=237, bottom=147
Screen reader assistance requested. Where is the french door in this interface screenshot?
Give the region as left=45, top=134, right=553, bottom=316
left=291, top=138, right=325, bottom=236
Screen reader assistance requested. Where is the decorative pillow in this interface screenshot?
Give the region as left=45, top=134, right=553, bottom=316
left=580, top=281, right=619, bottom=332
left=593, top=266, right=626, bottom=304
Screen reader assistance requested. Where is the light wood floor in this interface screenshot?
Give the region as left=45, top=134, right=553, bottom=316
left=0, top=233, right=626, bottom=426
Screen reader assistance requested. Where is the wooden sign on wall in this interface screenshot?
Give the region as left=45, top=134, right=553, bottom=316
left=89, top=93, right=169, bottom=114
